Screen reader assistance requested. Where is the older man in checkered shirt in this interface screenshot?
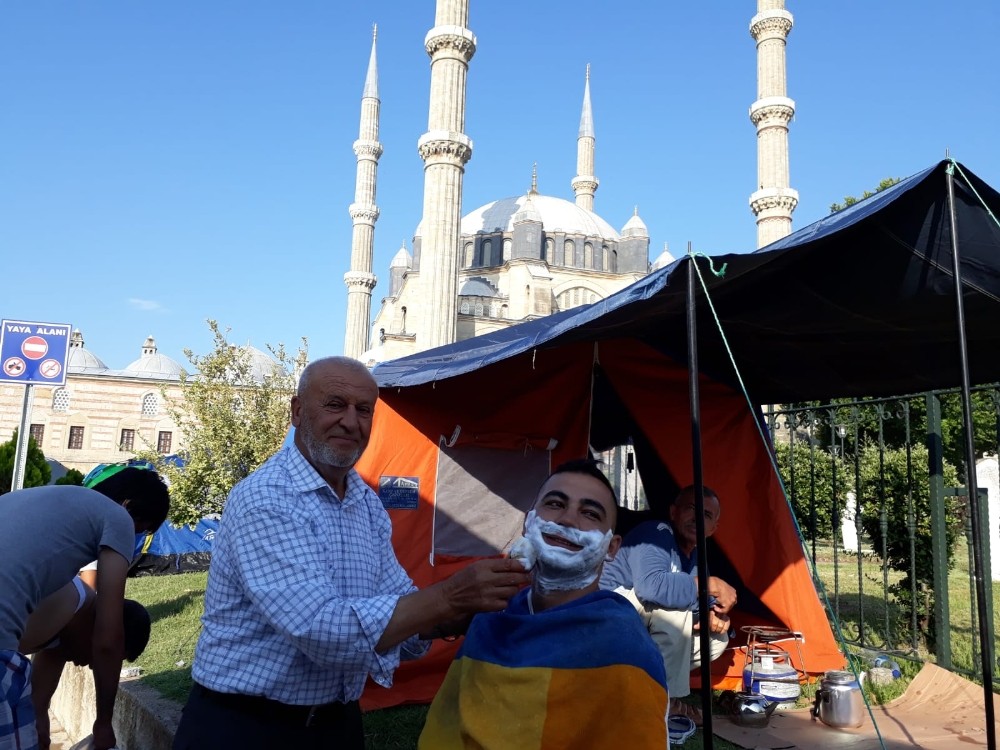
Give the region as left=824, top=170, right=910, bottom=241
left=173, top=356, right=530, bottom=750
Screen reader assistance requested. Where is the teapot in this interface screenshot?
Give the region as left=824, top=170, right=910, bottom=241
left=718, top=690, right=779, bottom=728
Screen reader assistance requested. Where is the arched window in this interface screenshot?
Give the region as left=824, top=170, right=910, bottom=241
left=460, top=300, right=470, bottom=314
left=500, top=304, right=508, bottom=319
left=464, top=242, right=475, bottom=268
left=502, top=238, right=512, bottom=263
left=584, top=242, right=594, bottom=268
left=481, top=239, right=493, bottom=267
left=52, top=388, right=70, bottom=413
left=544, top=238, right=554, bottom=263
left=563, top=240, right=574, bottom=267
left=602, top=245, right=609, bottom=272
left=611, top=249, right=618, bottom=273
left=474, top=303, right=484, bottom=316
left=141, top=393, right=158, bottom=417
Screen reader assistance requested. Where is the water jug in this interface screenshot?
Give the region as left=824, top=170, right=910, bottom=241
left=812, top=670, right=865, bottom=728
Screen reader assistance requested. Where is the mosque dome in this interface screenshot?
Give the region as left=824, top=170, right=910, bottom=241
left=66, top=329, right=108, bottom=374
left=621, top=210, right=649, bottom=238
left=461, top=194, right=620, bottom=242
left=390, top=245, right=413, bottom=269
left=651, top=245, right=676, bottom=270
left=459, top=277, right=500, bottom=297
left=240, top=345, right=285, bottom=383
left=122, top=336, right=184, bottom=380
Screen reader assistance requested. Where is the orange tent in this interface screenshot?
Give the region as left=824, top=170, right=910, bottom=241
left=356, top=336, right=844, bottom=709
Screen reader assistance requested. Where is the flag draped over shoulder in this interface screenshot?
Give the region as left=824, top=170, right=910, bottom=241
left=419, top=589, right=668, bottom=749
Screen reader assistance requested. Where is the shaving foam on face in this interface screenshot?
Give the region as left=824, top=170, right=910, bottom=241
left=512, top=509, right=613, bottom=592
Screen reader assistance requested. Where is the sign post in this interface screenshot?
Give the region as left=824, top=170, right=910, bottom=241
left=0, top=319, right=72, bottom=492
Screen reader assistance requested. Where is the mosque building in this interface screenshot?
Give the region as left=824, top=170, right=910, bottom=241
left=1, top=1, right=795, bottom=483
left=345, top=0, right=796, bottom=363
left=0, top=331, right=282, bottom=479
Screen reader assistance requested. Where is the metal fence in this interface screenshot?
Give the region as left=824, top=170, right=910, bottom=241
left=765, top=385, right=1000, bottom=685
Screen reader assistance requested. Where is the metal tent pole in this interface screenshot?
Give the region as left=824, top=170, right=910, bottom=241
left=687, top=254, right=715, bottom=747
left=945, top=164, right=997, bottom=750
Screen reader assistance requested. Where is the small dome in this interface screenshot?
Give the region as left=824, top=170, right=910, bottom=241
left=123, top=336, right=183, bottom=380
left=66, top=329, right=108, bottom=374
left=359, top=342, right=389, bottom=370
left=240, top=345, right=285, bottom=383
left=414, top=218, right=425, bottom=238
left=651, top=246, right=676, bottom=270
left=621, top=209, right=648, bottom=238
left=462, top=194, right=619, bottom=242
left=390, top=245, right=413, bottom=269
left=459, top=277, right=499, bottom=297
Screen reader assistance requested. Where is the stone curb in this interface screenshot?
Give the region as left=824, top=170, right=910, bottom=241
left=50, top=665, right=180, bottom=750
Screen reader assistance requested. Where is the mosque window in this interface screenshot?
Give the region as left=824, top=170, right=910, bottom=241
left=52, top=388, right=70, bottom=413
left=29, top=424, right=44, bottom=446
left=563, top=240, right=574, bottom=267
left=464, top=242, right=474, bottom=268
left=475, top=303, right=484, bottom=316
left=141, top=393, right=159, bottom=416
left=460, top=300, right=470, bottom=315
left=544, top=238, right=554, bottom=263
left=584, top=242, right=594, bottom=268
left=157, top=431, right=173, bottom=454
left=611, top=249, right=618, bottom=273
left=602, top=245, right=609, bottom=271
left=502, top=238, right=512, bottom=262
left=500, top=304, right=508, bottom=319
left=120, top=429, right=135, bottom=452
left=481, top=239, right=492, bottom=267
left=67, top=426, right=85, bottom=450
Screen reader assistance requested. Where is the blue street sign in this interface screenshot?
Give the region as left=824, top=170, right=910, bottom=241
left=0, top=319, right=72, bottom=386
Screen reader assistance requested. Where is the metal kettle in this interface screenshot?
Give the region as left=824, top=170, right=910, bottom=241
left=719, top=690, right=779, bottom=728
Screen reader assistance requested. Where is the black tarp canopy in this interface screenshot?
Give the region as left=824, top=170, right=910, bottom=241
left=375, top=160, right=1000, bottom=404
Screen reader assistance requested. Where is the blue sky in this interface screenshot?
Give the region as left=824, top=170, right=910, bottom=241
left=2, top=2, right=998, bottom=370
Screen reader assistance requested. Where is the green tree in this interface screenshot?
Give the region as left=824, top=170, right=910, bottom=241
left=55, top=468, right=85, bottom=486
left=774, top=441, right=850, bottom=542
left=0, top=429, right=52, bottom=494
left=829, top=177, right=902, bottom=213
left=140, top=320, right=307, bottom=525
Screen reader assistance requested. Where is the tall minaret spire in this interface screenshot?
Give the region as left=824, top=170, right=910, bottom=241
left=749, top=1, right=798, bottom=248
left=572, top=64, right=598, bottom=211
left=416, top=0, right=476, bottom=350
left=344, top=24, right=382, bottom=359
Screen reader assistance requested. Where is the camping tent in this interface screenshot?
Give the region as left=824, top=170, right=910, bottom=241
left=355, top=160, right=1000, bottom=710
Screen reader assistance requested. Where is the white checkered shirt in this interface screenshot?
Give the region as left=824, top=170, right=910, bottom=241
left=191, top=445, right=428, bottom=704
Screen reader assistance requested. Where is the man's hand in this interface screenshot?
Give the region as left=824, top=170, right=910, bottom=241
left=441, top=558, right=530, bottom=615
left=693, top=610, right=731, bottom=635
left=378, top=558, right=530, bottom=652
left=92, top=719, right=117, bottom=750
left=707, top=576, right=737, bottom=614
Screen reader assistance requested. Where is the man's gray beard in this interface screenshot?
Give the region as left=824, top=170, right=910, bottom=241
left=300, top=429, right=361, bottom=469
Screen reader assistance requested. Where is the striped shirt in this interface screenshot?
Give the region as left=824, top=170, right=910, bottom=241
left=191, top=445, right=427, bottom=704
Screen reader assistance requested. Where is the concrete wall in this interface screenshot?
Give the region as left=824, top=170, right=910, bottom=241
left=51, top=666, right=179, bottom=750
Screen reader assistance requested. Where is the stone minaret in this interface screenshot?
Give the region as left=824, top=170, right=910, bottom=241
left=571, top=64, right=598, bottom=212
left=417, top=0, right=476, bottom=350
left=749, top=1, right=798, bottom=248
left=343, top=26, right=382, bottom=360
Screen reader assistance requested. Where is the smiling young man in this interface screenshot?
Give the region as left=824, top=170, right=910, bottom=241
left=600, top=485, right=738, bottom=724
left=419, top=459, right=668, bottom=749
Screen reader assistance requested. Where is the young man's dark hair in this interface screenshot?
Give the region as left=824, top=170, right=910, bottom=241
left=546, top=458, right=619, bottom=528
left=122, top=599, right=152, bottom=662
left=92, top=467, right=170, bottom=530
